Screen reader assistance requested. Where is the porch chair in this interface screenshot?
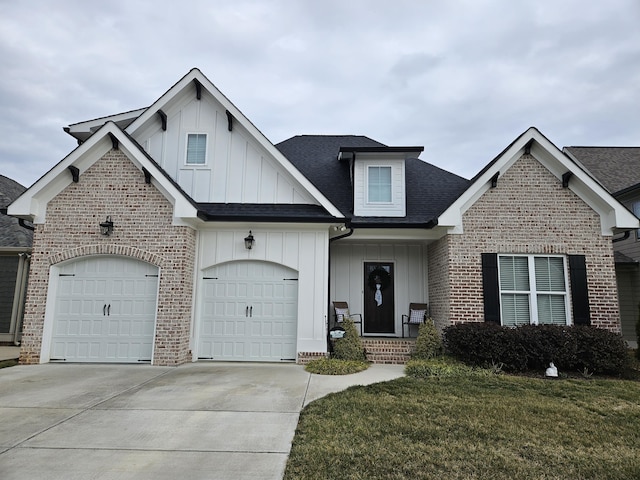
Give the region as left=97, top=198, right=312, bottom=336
left=401, top=303, right=429, bottom=338
left=332, top=301, right=363, bottom=336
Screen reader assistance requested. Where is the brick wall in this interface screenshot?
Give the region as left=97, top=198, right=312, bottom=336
left=431, top=154, right=619, bottom=332
left=20, top=149, right=197, bottom=366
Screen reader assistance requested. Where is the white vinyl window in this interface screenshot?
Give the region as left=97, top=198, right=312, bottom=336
left=367, top=166, right=392, bottom=203
left=498, top=255, right=569, bottom=326
left=186, top=133, right=207, bottom=165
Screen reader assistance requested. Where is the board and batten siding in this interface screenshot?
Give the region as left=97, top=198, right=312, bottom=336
left=136, top=90, right=316, bottom=205
left=330, top=243, right=428, bottom=335
left=196, top=228, right=330, bottom=356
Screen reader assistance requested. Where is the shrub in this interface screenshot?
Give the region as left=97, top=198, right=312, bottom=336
left=516, top=324, right=577, bottom=371
left=412, top=318, right=443, bottom=360
left=304, top=357, right=369, bottom=375
left=444, top=323, right=630, bottom=375
left=332, top=318, right=366, bottom=361
left=443, top=322, right=505, bottom=366
left=573, top=325, right=630, bottom=374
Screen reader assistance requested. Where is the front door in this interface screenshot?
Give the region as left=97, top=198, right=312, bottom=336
left=364, top=262, right=394, bottom=334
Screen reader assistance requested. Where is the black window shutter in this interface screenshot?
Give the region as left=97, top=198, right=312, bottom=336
left=482, top=253, right=500, bottom=323
left=568, top=254, right=591, bottom=326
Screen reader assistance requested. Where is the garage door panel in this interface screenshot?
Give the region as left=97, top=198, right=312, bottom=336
left=51, top=256, right=158, bottom=363
left=199, top=261, right=298, bottom=362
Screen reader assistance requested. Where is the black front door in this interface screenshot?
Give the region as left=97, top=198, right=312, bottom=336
left=364, top=262, right=394, bottom=334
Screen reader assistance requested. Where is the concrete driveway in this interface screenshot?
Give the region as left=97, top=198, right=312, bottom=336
left=0, top=362, right=404, bottom=480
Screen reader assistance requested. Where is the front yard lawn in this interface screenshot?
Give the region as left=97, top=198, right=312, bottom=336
left=285, top=374, right=640, bottom=479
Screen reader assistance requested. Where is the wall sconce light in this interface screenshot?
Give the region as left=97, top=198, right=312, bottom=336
left=100, top=216, right=114, bottom=236
left=244, top=230, right=255, bottom=250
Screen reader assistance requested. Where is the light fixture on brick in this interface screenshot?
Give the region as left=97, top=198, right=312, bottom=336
left=244, top=230, right=254, bottom=250
left=100, top=216, right=114, bottom=236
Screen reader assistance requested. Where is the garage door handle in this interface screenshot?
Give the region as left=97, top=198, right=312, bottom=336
left=250, top=306, right=253, bottom=317
left=246, top=306, right=249, bottom=317
left=107, top=304, right=111, bottom=316
left=103, top=304, right=106, bottom=316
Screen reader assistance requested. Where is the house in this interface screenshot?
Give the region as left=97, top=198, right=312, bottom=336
left=0, top=175, right=32, bottom=345
left=8, top=68, right=638, bottom=366
left=563, top=147, right=640, bottom=347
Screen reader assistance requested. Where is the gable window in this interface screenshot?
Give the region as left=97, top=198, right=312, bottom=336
left=186, top=133, right=207, bottom=165
left=498, top=255, right=568, bottom=326
left=367, top=166, right=392, bottom=203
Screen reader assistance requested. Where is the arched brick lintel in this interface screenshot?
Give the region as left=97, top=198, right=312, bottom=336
left=46, top=244, right=165, bottom=268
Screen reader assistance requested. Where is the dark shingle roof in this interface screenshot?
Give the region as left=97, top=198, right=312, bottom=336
left=276, top=135, right=470, bottom=226
left=196, top=203, right=337, bottom=222
left=564, top=147, right=640, bottom=194
left=0, top=175, right=33, bottom=248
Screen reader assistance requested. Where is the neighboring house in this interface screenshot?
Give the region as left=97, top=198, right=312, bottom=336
left=8, top=68, right=638, bottom=366
left=0, top=175, right=32, bottom=345
left=563, top=147, right=640, bottom=347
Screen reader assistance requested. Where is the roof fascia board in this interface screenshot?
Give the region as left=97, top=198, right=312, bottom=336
left=125, top=68, right=343, bottom=218
left=529, top=138, right=639, bottom=233
left=437, top=127, right=639, bottom=235
left=8, top=134, right=113, bottom=223
left=9, top=122, right=198, bottom=224
left=114, top=127, right=198, bottom=221
left=437, top=129, right=533, bottom=232
left=65, top=108, right=147, bottom=135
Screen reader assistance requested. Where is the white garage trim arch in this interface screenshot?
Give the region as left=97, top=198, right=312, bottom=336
left=196, top=260, right=299, bottom=362
left=40, top=254, right=160, bottom=364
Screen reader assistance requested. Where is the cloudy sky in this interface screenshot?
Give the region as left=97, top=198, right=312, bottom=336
left=1, top=0, right=639, bottom=188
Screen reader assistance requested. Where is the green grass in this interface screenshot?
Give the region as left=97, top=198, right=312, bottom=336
left=285, top=373, right=640, bottom=479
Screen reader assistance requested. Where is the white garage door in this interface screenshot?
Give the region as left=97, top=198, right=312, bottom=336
left=51, top=256, right=159, bottom=363
left=198, top=261, right=298, bottom=362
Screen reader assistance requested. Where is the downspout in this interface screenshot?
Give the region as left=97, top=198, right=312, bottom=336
left=327, top=224, right=354, bottom=353
left=11, top=253, right=30, bottom=345
left=612, top=231, right=630, bottom=243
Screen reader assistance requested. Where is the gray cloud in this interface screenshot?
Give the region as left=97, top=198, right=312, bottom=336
left=1, top=0, right=639, bottom=188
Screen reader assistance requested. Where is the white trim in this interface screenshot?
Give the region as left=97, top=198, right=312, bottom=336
left=124, top=68, right=343, bottom=218
left=366, top=165, right=393, bottom=204
left=185, top=132, right=208, bottom=166
left=7, top=122, right=199, bottom=224
left=498, top=254, right=571, bottom=326
left=437, top=127, right=640, bottom=235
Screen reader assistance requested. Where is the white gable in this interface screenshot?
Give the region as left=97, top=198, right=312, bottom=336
left=8, top=122, right=198, bottom=225
left=125, top=69, right=342, bottom=216
left=437, top=127, right=639, bottom=236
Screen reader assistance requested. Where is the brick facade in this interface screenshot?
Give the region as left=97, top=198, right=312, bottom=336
left=19, top=149, right=197, bottom=366
left=429, top=154, right=620, bottom=332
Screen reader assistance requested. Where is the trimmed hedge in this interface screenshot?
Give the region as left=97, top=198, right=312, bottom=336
left=444, top=323, right=630, bottom=375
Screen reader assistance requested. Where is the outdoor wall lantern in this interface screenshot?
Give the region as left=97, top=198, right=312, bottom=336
left=244, top=230, right=255, bottom=250
left=100, top=216, right=114, bottom=236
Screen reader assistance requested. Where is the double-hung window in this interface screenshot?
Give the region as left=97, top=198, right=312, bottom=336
left=367, top=166, right=392, bottom=203
left=498, top=255, right=568, bottom=326
left=186, top=133, right=207, bottom=165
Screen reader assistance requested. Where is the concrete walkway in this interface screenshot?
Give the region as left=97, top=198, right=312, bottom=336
left=0, top=362, right=404, bottom=480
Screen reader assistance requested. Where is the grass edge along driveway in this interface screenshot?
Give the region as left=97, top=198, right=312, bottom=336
left=284, top=374, right=640, bottom=480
